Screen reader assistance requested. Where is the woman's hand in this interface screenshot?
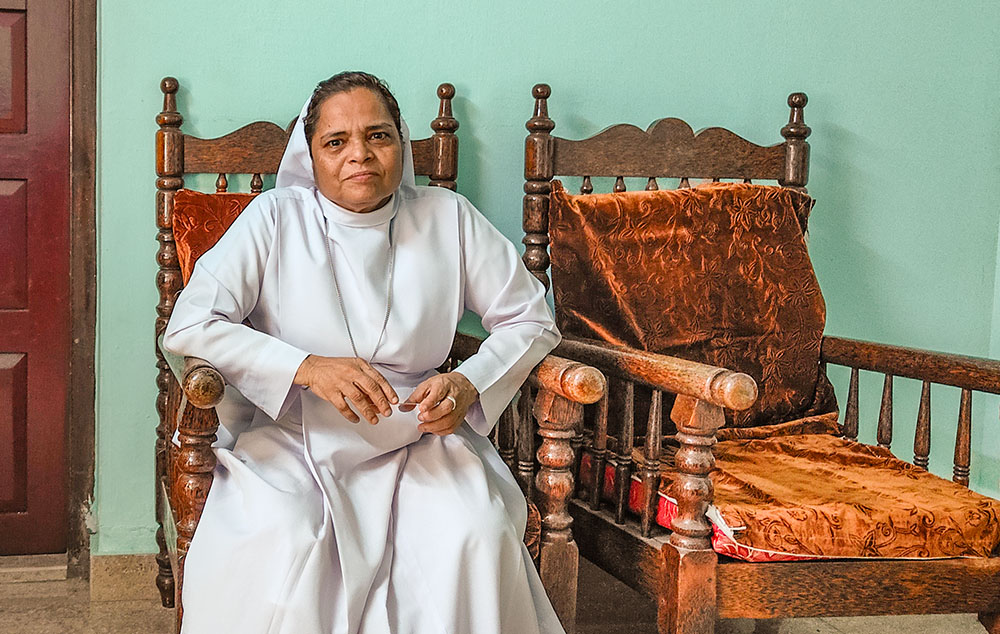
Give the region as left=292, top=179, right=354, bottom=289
left=400, top=372, right=479, bottom=436
left=294, top=355, right=398, bottom=424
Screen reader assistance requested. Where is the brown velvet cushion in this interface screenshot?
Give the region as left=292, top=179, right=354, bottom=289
left=172, top=189, right=258, bottom=283
left=549, top=181, right=837, bottom=428
left=664, top=433, right=1000, bottom=559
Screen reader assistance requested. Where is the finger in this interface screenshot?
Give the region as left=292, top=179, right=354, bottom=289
left=331, top=394, right=360, bottom=424
left=417, top=381, right=447, bottom=415
left=419, top=393, right=457, bottom=422
left=345, top=386, right=380, bottom=425
left=418, top=413, right=462, bottom=436
left=360, top=364, right=398, bottom=406
left=354, top=375, right=392, bottom=417
left=400, top=383, right=429, bottom=412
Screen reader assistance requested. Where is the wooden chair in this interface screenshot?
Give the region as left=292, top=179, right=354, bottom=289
left=522, top=83, right=1000, bottom=634
left=153, top=77, right=604, bottom=632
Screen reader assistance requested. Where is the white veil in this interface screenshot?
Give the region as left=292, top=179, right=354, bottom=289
left=276, top=93, right=416, bottom=190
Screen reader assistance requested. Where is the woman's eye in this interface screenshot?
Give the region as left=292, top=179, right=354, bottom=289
left=371, top=132, right=387, bottom=140
left=326, top=139, right=342, bottom=148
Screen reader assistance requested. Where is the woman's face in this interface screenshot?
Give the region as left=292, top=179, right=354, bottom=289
left=309, top=88, right=403, bottom=213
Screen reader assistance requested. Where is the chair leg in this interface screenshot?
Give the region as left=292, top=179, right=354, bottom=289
left=980, top=612, right=1000, bottom=633
left=658, top=544, right=717, bottom=634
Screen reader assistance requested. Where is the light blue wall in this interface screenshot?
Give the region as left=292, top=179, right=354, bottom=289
left=95, top=0, right=1000, bottom=553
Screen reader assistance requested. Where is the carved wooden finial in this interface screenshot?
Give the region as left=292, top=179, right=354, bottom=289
left=781, top=92, right=810, bottom=141
left=157, top=78, right=182, bottom=131
left=250, top=173, right=263, bottom=194
left=431, top=83, right=458, bottom=133
left=613, top=176, right=626, bottom=192
left=528, top=84, right=554, bottom=132
left=429, top=82, right=459, bottom=190
left=779, top=91, right=810, bottom=189
left=215, top=173, right=227, bottom=193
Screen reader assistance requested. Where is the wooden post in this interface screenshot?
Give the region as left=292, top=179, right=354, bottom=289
left=429, top=83, right=458, bottom=190
left=154, top=76, right=183, bottom=608
left=534, top=387, right=582, bottom=634
left=660, top=395, right=724, bottom=634
left=172, top=400, right=219, bottom=626
left=779, top=92, right=810, bottom=191
left=523, top=83, right=555, bottom=289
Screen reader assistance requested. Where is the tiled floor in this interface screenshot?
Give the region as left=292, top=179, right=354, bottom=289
left=0, top=557, right=988, bottom=633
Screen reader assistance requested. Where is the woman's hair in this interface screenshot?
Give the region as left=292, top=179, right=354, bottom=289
left=303, top=71, right=402, bottom=151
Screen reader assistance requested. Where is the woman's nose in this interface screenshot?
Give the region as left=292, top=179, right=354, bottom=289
left=347, top=138, right=373, bottom=162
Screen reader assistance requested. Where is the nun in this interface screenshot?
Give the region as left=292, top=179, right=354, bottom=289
left=163, top=71, right=565, bottom=633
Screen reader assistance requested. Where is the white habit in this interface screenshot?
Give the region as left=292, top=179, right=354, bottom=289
left=164, top=111, right=564, bottom=633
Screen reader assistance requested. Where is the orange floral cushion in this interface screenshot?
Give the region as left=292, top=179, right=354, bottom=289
left=581, top=424, right=1000, bottom=561
left=172, top=189, right=257, bottom=283
left=549, top=181, right=838, bottom=428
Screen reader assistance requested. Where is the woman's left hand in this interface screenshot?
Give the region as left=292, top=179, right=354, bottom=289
left=401, top=372, right=479, bottom=436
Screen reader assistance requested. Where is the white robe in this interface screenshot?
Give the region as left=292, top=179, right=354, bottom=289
left=163, top=183, right=564, bottom=634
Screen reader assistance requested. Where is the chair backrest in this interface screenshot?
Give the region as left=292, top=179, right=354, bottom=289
left=521, top=83, right=809, bottom=290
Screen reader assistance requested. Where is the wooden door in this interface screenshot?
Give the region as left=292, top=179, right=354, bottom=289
left=0, top=0, right=71, bottom=554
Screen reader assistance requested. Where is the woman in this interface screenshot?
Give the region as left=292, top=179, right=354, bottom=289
left=163, top=72, right=564, bottom=634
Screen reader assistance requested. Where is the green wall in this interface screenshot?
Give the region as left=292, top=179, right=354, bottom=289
left=96, top=0, right=1000, bottom=554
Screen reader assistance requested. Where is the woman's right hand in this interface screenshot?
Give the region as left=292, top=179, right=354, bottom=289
left=294, top=355, right=398, bottom=424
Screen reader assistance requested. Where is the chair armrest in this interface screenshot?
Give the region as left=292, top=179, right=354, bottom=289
left=449, top=332, right=605, bottom=405
left=156, top=336, right=225, bottom=409
left=555, top=336, right=758, bottom=411
left=821, top=335, right=1000, bottom=394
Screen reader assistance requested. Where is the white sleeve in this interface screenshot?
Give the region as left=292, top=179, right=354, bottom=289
left=451, top=196, right=561, bottom=436
left=162, top=196, right=309, bottom=421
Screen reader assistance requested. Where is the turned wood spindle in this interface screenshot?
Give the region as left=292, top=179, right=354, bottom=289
left=640, top=390, right=663, bottom=537
left=533, top=388, right=583, bottom=632
left=250, top=173, right=263, bottom=193
left=743, top=178, right=752, bottom=184
left=429, top=83, right=459, bottom=190
left=523, top=84, right=555, bottom=289
left=780, top=92, right=810, bottom=190
left=154, top=76, right=184, bottom=609
left=580, top=175, right=593, bottom=194
left=517, top=385, right=536, bottom=498
left=613, top=379, right=635, bottom=525
left=613, top=175, right=626, bottom=192
left=173, top=402, right=218, bottom=622
left=711, top=177, right=721, bottom=183
left=215, top=173, right=227, bottom=193
left=668, top=396, right=723, bottom=552
left=589, top=392, right=610, bottom=511
left=646, top=177, right=658, bottom=191
left=843, top=367, right=859, bottom=441
left=662, top=395, right=723, bottom=634
left=498, top=401, right=517, bottom=474
left=914, top=381, right=931, bottom=469
left=954, top=388, right=972, bottom=486
left=877, top=374, right=893, bottom=449
left=679, top=177, right=691, bottom=189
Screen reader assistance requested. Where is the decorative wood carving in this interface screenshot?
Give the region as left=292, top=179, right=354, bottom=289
left=843, top=367, right=860, bottom=441
left=533, top=388, right=583, bottom=634
left=429, top=83, right=458, bottom=190
left=523, top=84, right=555, bottom=289
left=154, top=76, right=183, bottom=608
left=552, top=119, right=786, bottom=181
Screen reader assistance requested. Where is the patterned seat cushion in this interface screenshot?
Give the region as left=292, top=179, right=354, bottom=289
left=581, top=423, right=1000, bottom=561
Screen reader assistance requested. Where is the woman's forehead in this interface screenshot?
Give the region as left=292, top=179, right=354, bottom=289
left=315, top=88, right=394, bottom=132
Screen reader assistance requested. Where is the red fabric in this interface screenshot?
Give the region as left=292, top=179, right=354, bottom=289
left=172, top=189, right=257, bottom=283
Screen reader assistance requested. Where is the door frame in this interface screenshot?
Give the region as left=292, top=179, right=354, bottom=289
left=67, top=0, right=96, bottom=579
